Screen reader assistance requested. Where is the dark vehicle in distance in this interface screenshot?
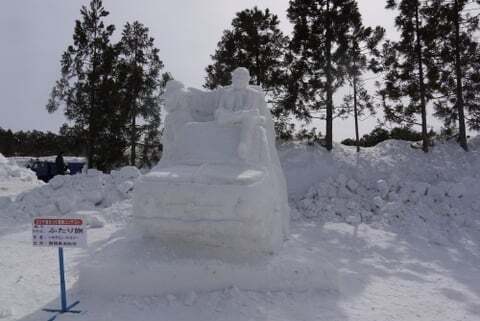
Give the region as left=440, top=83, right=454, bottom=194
left=28, top=160, right=85, bottom=182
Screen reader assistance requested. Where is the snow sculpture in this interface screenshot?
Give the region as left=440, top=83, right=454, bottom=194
left=133, top=67, right=289, bottom=254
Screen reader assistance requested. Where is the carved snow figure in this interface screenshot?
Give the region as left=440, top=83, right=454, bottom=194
left=215, top=68, right=268, bottom=163
left=133, top=67, right=290, bottom=255
left=161, top=80, right=192, bottom=162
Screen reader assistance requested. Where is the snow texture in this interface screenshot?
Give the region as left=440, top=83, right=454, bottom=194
left=0, top=153, right=37, bottom=183
left=1, top=138, right=480, bottom=321
left=80, top=228, right=337, bottom=296
left=133, top=68, right=290, bottom=255
left=284, top=139, right=480, bottom=247
left=0, top=166, right=140, bottom=228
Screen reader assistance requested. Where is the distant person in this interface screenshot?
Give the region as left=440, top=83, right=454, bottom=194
left=55, top=152, right=67, bottom=175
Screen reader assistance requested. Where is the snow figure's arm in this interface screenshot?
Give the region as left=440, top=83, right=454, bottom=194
left=176, top=94, right=194, bottom=122
left=215, top=92, right=232, bottom=124
left=255, top=93, right=269, bottom=117
left=214, top=108, right=227, bottom=124
left=238, top=109, right=265, bottom=125
left=216, top=108, right=265, bottom=125
left=215, top=107, right=240, bottom=125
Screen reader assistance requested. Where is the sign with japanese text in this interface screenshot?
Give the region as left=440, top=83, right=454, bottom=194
left=32, top=218, right=87, bottom=248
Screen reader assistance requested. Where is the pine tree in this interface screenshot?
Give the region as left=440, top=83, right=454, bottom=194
left=139, top=72, right=172, bottom=168
left=426, top=0, right=480, bottom=151
left=47, top=0, right=123, bottom=169
left=380, top=0, right=435, bottom=152
left=204, top=7, right=290, bottom=136
left=464, top=46, right=480, bottom=131
left=94, top=42, right=129, bottom=170
left=287, top=0, right=365, bottom=151
left=339, top=25, right=384, bottom=152
left=117, top=21, right=167, bottom=166
left=0, top=128, right=15, bottom=156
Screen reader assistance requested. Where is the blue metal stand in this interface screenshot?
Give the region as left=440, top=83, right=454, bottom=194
left=42, top=247, right=81, bottom=321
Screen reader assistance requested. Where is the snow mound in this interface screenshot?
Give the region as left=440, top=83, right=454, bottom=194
left=0, top=153, right=38, bottom=182
left=282, top=138, right=480, bottom=240
left=470, top=135, right=480, bottom=150
left=3, top=166, right=140, bottom=224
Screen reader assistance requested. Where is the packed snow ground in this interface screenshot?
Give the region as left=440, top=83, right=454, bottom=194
left=1, top=140, right=480, bottom=321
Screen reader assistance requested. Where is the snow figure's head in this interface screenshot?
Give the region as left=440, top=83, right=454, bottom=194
left=231, top=67, right=250, bottom=90
left=164, top=80, right=185, bottom=98
left=163, top=80, right=185, bottom=111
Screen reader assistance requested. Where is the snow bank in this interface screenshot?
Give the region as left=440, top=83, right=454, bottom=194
left=282, top=138, right=480, bottom=241
left=1, top=166, right=140, bottom=224
left=0, top=153, right=37, bottom=182
left=469, top=135, right=480, bottom=150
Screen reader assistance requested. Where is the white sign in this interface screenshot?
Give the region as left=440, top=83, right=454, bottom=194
left=32, top=218, right=87, bottom=248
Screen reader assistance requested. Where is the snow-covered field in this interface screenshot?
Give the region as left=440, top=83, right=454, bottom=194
left=1, top=139, right=480, bottom=321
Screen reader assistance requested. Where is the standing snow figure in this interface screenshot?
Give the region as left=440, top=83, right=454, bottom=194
left=161, top=80, right=192, bottom=163
left=134, top=67, right=289, bottom=255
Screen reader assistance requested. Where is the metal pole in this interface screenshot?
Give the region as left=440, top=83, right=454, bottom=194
left=58, top=247, right=67, bottom=313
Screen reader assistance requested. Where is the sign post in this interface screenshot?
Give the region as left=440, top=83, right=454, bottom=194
left=32, top=218, right=87, bottom=321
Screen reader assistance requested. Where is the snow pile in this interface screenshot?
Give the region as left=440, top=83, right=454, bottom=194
left=1, top=166, right=140, bottom=223
left=469, top=135, right=480, bottom=150
left=0, top=153, right=37, bottom=182
left=282, top=138, right=480, bottom=240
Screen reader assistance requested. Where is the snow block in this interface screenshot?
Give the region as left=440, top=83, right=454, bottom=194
left=70, top=210, right=105, bottom=228
left=0, top=196, right=11, bottom=209
left=134, top=163, right=285, bottom=254
left=49, top=175, right=65, bottom=190
left=111, top=166, right=141, bottom=185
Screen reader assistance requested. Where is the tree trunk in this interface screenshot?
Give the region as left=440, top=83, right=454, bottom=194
left=130, top=114, right=137, bottom=166
left=453, top=0, right=468, bottom=151
left=130, top=42, right=140, bottom=166
left=87, top=129, right=95, bottom=169
left=87, top=21, right=99, bottom=169
left=325, top=0, right=333, bottom=151
left=255, top=48, right=262, bottom=86
left=415, top=2, right=429, bottom=153
left=353, top=65, right=360, bottom=153
left=87, top=88, right=96, bottom=169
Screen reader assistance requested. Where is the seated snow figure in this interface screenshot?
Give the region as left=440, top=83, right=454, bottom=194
left=215, top=68, right=269, bottom=164
left=133, top=67, right=289, bottom=255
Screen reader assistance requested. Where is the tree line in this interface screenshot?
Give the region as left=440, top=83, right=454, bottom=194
left=206, top=0, right=480, bottom=153
left=9, top=0, right=477, bottom=170
left=0, top=126, right=83, bottom=157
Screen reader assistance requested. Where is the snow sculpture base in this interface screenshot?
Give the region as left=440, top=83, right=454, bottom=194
left=133, top=68, right=290, bottom=255
left=134, top=171, right=283, bottom=253
left=134, top=161, right=283, bottom=254
left=80, top=230, right=338, bottom=296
